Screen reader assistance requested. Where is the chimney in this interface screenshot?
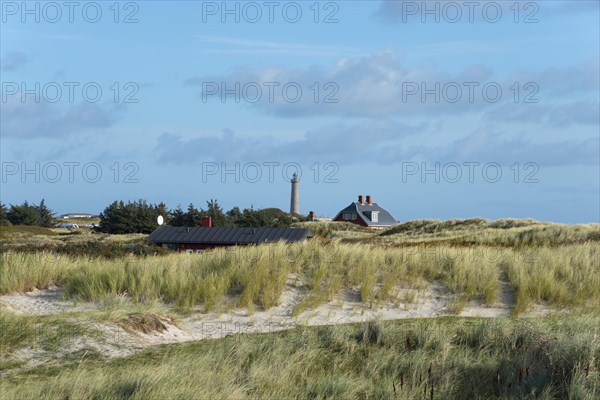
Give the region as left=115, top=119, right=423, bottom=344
left=358, top=195, right=364, bottom=204
left=201, top=216, right=212, bottom=227
left=309, top=211, right=315, bottom=221
left=366, top=195, right=372, bottom=205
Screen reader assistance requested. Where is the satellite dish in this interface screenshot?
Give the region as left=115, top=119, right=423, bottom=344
left=157, top=215, right=164, bottom=226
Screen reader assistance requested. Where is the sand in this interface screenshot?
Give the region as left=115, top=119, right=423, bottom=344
left=0, top=275, right=556, bottom=372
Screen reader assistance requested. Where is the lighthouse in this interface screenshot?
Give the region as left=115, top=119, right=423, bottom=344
left=290, top=173, right=300, bottom=214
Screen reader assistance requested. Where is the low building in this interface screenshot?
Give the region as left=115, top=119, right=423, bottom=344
left=60, top=213, right=97, bottom=219
left=332, top=195, right=396, bottom=229
left=148, top=225, right=314, bottom=252
left=56, top=223, right=80, bottom=229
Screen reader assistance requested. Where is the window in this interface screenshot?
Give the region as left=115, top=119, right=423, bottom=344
left=343, top=213, right=357, bottom=220
left=371, top=211, right=379, bottom=223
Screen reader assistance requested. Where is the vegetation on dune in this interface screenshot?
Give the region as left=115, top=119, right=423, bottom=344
left=2, top=239, right=598, bottom=315
left=1, top=235, right=166, bottom=261
left=0, top=200, right=55, bottom=228
left=0, top=297, right=175, bottom=364
left=0, top=312, right=103, bottom=357
left=374, top=218, right=600, bottom=247
left=381, top=218, right=538, bottom=235
left=0, top=225, right=59, bottom=240
left=1, top=317, right=599, bottom=399
left=1, top=218, right=599, bottom=398
left=2, top=219, right=599, bottom=316
left=294, top=220, right=375, bottom=239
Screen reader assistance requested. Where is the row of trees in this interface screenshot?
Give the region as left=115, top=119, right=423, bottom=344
left=97, top=200, right=170, bottom=234
left=98, top=199, right=306, bottom=233
left=1, top=199, right=308, bottom=233
left=0, top=200, right=55, bottom=227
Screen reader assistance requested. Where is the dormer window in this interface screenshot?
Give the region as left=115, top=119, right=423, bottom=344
left=371, top=211, right=379, bottom=223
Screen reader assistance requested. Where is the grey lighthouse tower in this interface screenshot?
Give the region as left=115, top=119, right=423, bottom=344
left=290, top=173, right=300, bottom=215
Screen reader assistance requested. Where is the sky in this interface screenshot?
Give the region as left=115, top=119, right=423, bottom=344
left=1, top=0, right=599, bottom=223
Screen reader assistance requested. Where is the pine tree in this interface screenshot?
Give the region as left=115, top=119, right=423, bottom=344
left=169, top=205, right=187, bottom=226
left=185, top=203, right=201, bottom=227
left=36, top=199, right=55, bottom=227
left=98, top=200, right=169, bottom=233
left=226, top=206, right=242, bottom=225
left=156, top=202, right=170, bottom=225
left=0, top=202, right=11, bottom=226
left=205, top=199, right=228, bottom=226
left=7, top=201, right=38, bottom=226
left=98, top=201, right=128, bottom=233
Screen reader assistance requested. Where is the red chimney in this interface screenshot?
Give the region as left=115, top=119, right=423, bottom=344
left=201, top=217, right=212, bottom=227
left=358, top=195, right=364, bottom=204
left=309, top=211, right=315, bottom=221
left=366, top=195, right=372, bottom=205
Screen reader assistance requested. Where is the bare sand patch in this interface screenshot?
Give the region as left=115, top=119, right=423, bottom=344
left=0, top=285, right=98, bottom=315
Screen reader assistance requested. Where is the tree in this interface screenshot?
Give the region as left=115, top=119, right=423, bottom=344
left=232, top=207, right=303, bottom=228
left=156, top=202, right=170, bottom=226
left=204, top=199, right=229, bottom=226
left=98, top=199, right=166, bottom=234
left=130, top=200, right=153, bottom=233
left=0, top=202, right=11, bottom=226
left=226, top=206, right=242, bottom=225
left=7, top=201, right=38, bottom=226
left=96, top=199, right=305, bottom=232
left=36, top=199, right=55, bottom=227
left=98, top=201, right=128, bottom=233
left=185, top=203, right=201, bottom=227
left=4, top=200, right=56, bottom=227
left=169, top=204, right=187, bottom=226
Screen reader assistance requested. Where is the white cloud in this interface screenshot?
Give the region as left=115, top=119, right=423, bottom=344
left=185, top=50, right=598, bottom=121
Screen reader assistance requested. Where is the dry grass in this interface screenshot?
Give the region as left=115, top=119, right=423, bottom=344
left=1, top=316, right=599, bottom=399
left=1, top=225, right=145, bottom=249
left=117, top=313, right=174, bottom=334
left=2, top=219, right=599, bottom=398
left=373, top=219, right=599, bottom=247
left=506, top=245, right=600, bottom=314
left=2, top=239, right=598, bottom=316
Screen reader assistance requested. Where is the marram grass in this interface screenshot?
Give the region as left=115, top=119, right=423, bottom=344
left=1, top=316, right=599, bottom=399
left=1, top=241, right=599, bottom=315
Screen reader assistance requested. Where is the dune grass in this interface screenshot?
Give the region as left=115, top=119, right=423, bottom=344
left=372, top=219, right=600, bottom=247
left=0, top=225, right=59, bottom=238
left=1, top=316, right=599, bottom=399
left=2, top=219, right=599, bottom=398
left=0, top=224, right=147, bottom=254
left=506, top=245, right=600, bottom=314
left=0, top=312, right=104, bottom=358
left=2, top=239, right=599, bottom=316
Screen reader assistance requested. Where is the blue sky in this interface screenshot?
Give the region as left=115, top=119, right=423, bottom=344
left=1, top=0, right=599, bottom=223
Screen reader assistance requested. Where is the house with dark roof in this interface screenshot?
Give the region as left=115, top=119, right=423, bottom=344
left=148, top=224, right=314, bottom=252
left=332, top=195, right=397, bottom=229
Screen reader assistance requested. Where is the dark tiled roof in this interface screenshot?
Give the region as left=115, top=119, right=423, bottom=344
left=148, top=226, right=313, bottom=245
left=333, top=202, right=397, bottom=227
